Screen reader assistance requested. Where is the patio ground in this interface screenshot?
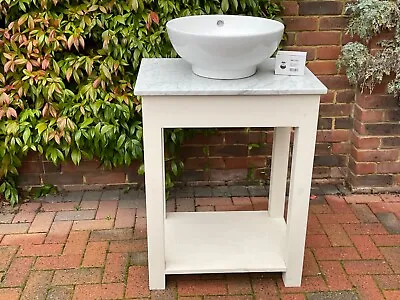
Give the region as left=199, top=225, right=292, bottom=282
left=0, top=186, right=399, bottom=299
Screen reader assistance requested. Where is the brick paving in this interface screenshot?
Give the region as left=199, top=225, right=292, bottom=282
left=0, top=188, right=398, bottom=299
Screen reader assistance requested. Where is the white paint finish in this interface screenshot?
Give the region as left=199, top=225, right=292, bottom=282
left=165, top=211, right=287, bottom=274
left=134, top=58, right=328, bottom=96
left=283, top=99, right=320, bottom=286
left=139, top=58, right=326, bottom=289
left=166, top=15, right=284, bottom=79
left=268, top=127, right=291, bottom=218
left=142, top=101, right=167, bottom=290
left=139, top=95, right=320, bottom=128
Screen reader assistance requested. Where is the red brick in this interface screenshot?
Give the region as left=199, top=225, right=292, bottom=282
left=380, top=194, right=400, bottom=202
left=82, top=241, right=108, bottom=267
left=350, top=235, right=383, bottom=259
left=283, top=17, right=318, bottom=31
left=325, top=195, right=353, bottom=214
left=282, top=1, right=298, bottom=16
left=176, top=198, right=195, bottom=212
left=375, top=275, right=400, bottom=289
left=17, top=244, right=63, bottom=257
left=102, top=252, right=129, bottom=283
left=310, top=204, right=332, bottom=215
left=1, top=233, right=45, bottom=245
left=317, top=130, right=350, bottom=143
left=47, top=286, right=74, bottom=299
left=85, top=172, right=126, bottom=184
left=307, top=215, right=325, bottom=235
left=321, top=223, right=353, bottom=246
left=0, top=288, right=21, bottom=300
left=125, top=266, right=151, bottom=298
left=196, top=205, right=215, bottom=212
left=72, top=219, right=114, bottom=231
left=19, top=202, right=41, bottom=212
left=28, top=212, right=55, bottom=233
left=12, top=211, right=35, bottom=223
left=343, top=223, right=388, bottom=235
left=349, top=275, right=385, bottom=300
left=278, top=275, right=328, bottom=293
left=307, top=61, right=338, bottom=75
left=317, top=213, right=359, bottom=224
left=380, top=247, right=400, bottom=273
left=299, top=1, right=343, bottom=15
left=371, top=235, right=400, bottom=246
left=96, top=200, right=118, bottom=220
left=320, top=16, right=348, bottom=30
left=305, top=234, right=331, bottom=248
left=319, top=75, right=352, bottom=90
left=297, top=32, right=341, bottom=46
left=196, top=198, right=232, bottom=207
left=108, top=239, right=147, bottom=253
left=281, top=295, right=306, bottom=300
left=350, top=204, right=379, bottom=223
left=368, top=202, right=400, bottom=214
left=320, top=91, right=335, bottom=103
left=314, top=247, right=360, bottom=261
left=344, top=194, right=382, bottom=204
left=73, top=283, right=125, bottom=300
left=41, top=202, right=76, bottom=211
left=303, top=249, right=320, bottom=276
left=351, top=133, right=381, bottom=149
left=384, top=291, right=400, bottom=300
left=114, top=208, right=136, bottom=229
left=178, top=279, right=227, bottom=296
left=349, top=159, right=377, bottom=175
left=316, top=46, right=341, bottom=60
left=2, top=257, right=34, bottom=287
left=354, top=105, right=386, bottom=122
left=0, top=246, right=18, bottom=271
left=252, top=276, right=279, bottom=299
left=351, top=148, right=399, bottom=162
left=226, top=274, right=252, bottom=295
left=343, top=260, right=393, bottom=275
left=45, top=221, right=72, bottom=244
left=21, top=270, right=53, bottom=300
left=34, top=254, right=82, bottom=270
left=52, top=268, right=102, bottom=285
left=251, top=197, right=268, bottom=210
left=0, top=223, right=30, bottom=234
left=133, top=217, right=147, bottom=239
left=319, top=261, right=352, bottom=291
left=63, top=231, right=89, bottom=255
left=80, top=200, right=99, bottom=210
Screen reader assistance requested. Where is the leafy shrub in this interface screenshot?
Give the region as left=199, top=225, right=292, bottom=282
left=0, top=0, right=282, bottom=205
left=338, top=0, right=400, bottom=98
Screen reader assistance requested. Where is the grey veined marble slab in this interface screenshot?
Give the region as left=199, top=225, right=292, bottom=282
left=134, top=58, right=327, bottom=96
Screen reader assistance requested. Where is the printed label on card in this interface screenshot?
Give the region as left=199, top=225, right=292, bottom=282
left=274, top=51, right=307, bottom=76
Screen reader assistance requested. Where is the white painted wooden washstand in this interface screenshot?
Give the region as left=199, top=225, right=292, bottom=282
left=134, top=58, right=327, bottom=290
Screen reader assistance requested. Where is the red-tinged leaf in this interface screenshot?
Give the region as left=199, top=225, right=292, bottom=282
left=73, top=37, right=79, bottom=51
left=150, top=11, right=159, bottom=25
left=6, top=107, right=17, bottom=119
left=92, top=77, right=101, bottom=88
left=42, top=103, right=49, bottom=117
left=8, top=22, right=15, bottom=30
left=54, top=134, right=60, bottom=145
left=28, top=16, right=35, bottom=30
left=3, top=53, right=12, bottom=60
left=66, top=68, right=72, bottom=81
left=4, top=61, right=12, bottom=73
left=67, top=35, right=74, bottom=49
left=18, top=87, right=23, bottom=97
left=26, top=61, right=33, bottom=71
left=42, top=59, right=49, bottom=70
left=79, top=36, right=85, bottom=49
left=0, top=108, right=5, bottom=120
left=146, top=20, right=151, bottom=30
left=18, top=15, right=28, bottom=26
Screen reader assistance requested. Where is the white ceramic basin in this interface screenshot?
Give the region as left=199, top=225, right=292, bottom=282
left=166, top=15, right=284, bottom=79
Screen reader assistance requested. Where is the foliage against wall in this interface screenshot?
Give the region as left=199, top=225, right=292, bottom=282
left=338, top=0, right=400, bottom=98
left=0, top=0, right=282, bottom=205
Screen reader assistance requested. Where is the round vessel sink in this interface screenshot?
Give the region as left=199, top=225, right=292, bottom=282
left=166, top=15, right=284, bottom=79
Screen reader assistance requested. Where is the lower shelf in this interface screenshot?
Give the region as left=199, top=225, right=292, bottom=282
left=164, top=211, right=287, bottom=274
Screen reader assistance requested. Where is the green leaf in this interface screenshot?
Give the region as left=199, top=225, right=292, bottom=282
left=222, top=0, right=229, bottom=12
left=71, top=149, right=82, bottom=165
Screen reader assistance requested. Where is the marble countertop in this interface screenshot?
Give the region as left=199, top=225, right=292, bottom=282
left=134, top=58, right=327, bottom=96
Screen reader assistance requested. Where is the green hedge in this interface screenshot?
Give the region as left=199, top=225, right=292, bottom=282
left=0, top=0, right=282, bottom=205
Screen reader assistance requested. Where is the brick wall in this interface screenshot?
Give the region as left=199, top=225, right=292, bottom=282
left=17, top=0, right=400, bottom=192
